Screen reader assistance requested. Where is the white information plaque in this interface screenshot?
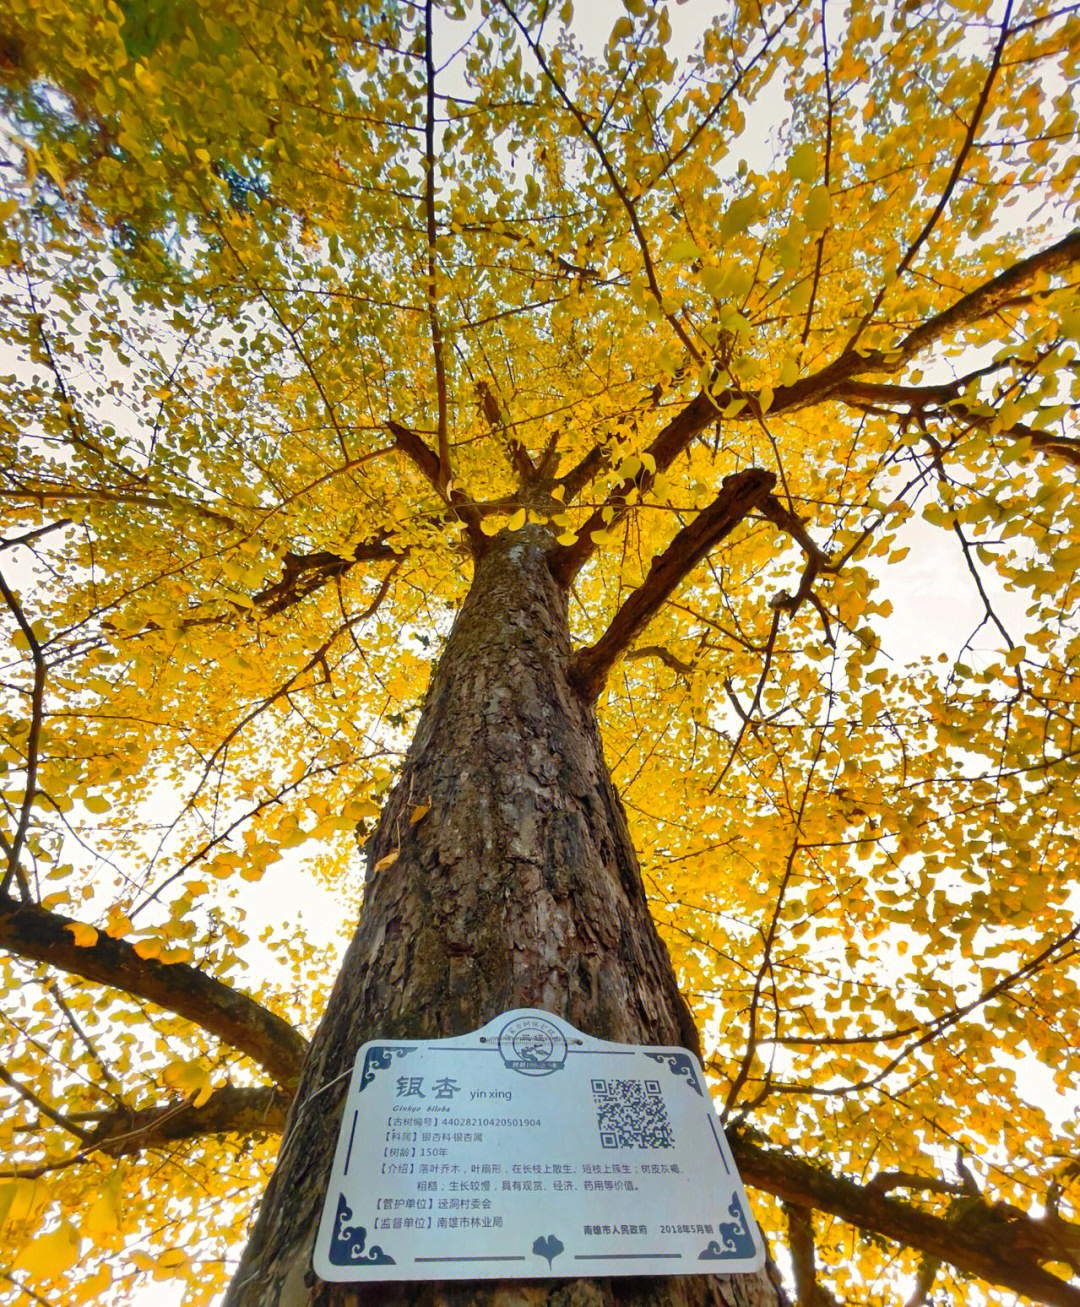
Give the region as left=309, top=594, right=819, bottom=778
left=313, top=1009, right=764, bottom=1281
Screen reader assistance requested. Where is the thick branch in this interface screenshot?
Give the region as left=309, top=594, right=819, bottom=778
left=834, top=378, right=1080, bottom=469
left=252, top=538, right=403, bottom=617
left=733, top=1134, right=1080, bottom=1307
left=895, top=227, right=1080, bottom=363
left=387, top=419, right=487, bottom=557
left=387, top=418, right=442, bottom=487
left=553, top=233, right=1079, bottom=582
left=555, top=357, right=900, bottom=582
left=476, top=380, right=535, bottom=486
left=867, top=1170, right=968, bottom=1198
left=1011, top=424, right=1080, bottom=467
left=625, top=644, right=695, bottom=677
left=758, top=229, right=1078, bottom=405
left=0, top=899, right=306, bottom=1088
left=928, top=401, right=1077, bottom=469
left=784, top=1203, right=841, bottom=1307
left=757, top=493, right=841, bottom=619
left=82, top=1084, right=289, bottom=1159
left=834, top=376, right=989, bottom=409
left=4, top=1086, right=291, bottom=1177
left=553, top=389, right=721, bottom=579
left=567, top=469, right=776, bottom=700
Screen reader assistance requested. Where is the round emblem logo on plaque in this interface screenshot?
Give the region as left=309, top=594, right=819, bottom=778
left=497, top=1015, right=567, bottom=1076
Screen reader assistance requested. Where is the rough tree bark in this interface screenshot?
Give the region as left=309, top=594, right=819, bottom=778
left=225, top=524, right=786, bottom=1307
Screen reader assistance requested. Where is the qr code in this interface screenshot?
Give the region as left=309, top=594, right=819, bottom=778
left=591, top=1078, right=674, bottom=1149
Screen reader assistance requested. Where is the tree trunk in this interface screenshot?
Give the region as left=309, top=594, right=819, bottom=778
left=225, top=525, right=785, bottom=1307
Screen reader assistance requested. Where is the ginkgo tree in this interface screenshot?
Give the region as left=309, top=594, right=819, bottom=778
left=0, top=0, right=1078, bottom=1303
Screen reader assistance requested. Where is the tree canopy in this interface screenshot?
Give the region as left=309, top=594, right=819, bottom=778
left=1, top=0, right=1079, bottom=1303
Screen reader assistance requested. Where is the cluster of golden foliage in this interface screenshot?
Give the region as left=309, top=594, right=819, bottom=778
left=0, top=0, right=1078, bottom=1303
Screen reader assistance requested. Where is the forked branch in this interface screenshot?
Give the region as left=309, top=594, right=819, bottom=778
left=387, top=419, right=487, bottom=556
left=553, top=389, right=721, bottom=579
left=836, top=383, right=1080, bottom=470
left=567, top=469, right=775, bottom=700
left=552, top=231, right=1080, bottom=583
left=253, top=537, right=404, bottom=616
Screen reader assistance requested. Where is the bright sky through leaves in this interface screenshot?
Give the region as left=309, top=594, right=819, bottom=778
left=1, top=0, right=1079, bottom=1303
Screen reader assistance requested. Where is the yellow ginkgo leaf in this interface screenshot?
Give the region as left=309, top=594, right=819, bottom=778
left=153, top=1247, right=189, bottom=1279
left=409, top=804, right=431, bottom=825
left=556, top=532, right=578, bottom=547
left=64, top=922, right=98, bottom=948
left=372, top=849, right=400, bottom=873
left=668, top=236, right=700, bottom=262
left=85, top=1189, right=121, bottom=1237
left=805, top=183, right=832, bottom=231
left=104, top=907, right=133, bottom=938
left=132, top=937, right=161, bottom=960
left=158, top=945, right=194, bottom=965
left=81, top=1265, right=112, bottom=1296
left=39, top=143, right=67, bottom=197
left=507, top=507, right=526, bottom=531
left=13, top=1222, right=79, bottom=1280
left=1, top=1178, right=48, bottom=1225
left=788, top=142, right=817, bottom=181
left=162, top=1058, right=213, bottom=1107
left=347, top=797, right=381, bottom=820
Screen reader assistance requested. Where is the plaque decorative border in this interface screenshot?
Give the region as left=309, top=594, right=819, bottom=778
left=327, top=1194, right=396, bottom=1266
left=358, top=1045, right=415, bottom=1093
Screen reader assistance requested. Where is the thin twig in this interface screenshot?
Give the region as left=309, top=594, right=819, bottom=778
left=0, top=1062, right=93, bottom=1142
left=0, top=569, right=45, bottom=899
left=424, top=0, right=451, bottom=483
